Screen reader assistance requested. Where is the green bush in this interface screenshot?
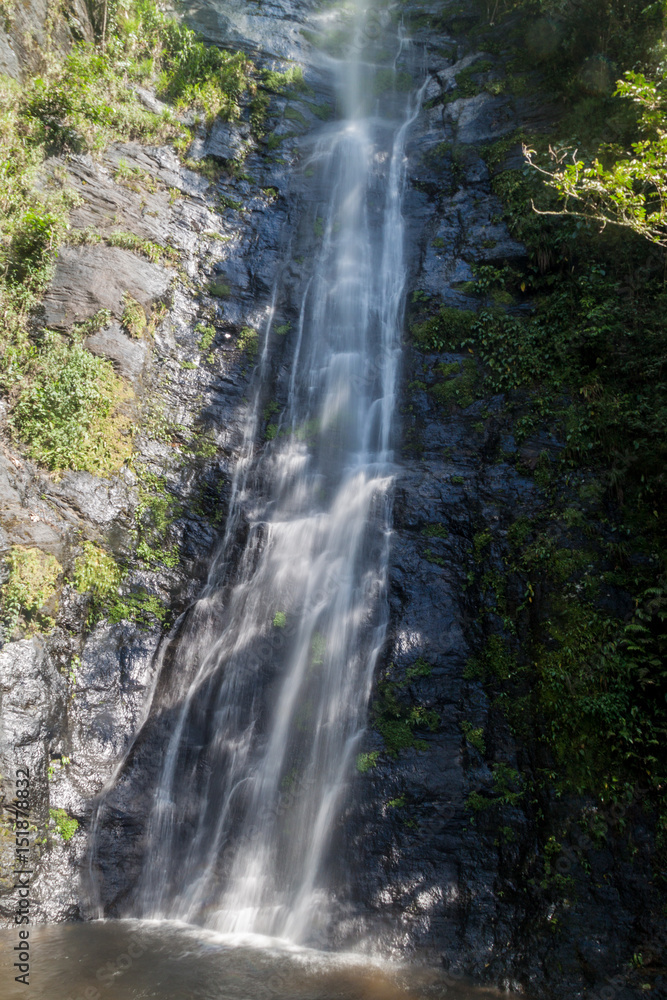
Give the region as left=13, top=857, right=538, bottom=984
left=73, top=542, right=123, bottom=605
left=12, top=332, right=133, bottom=475
left=237, top=326, right=259, bottom=362
left=1, top=546, right=62, bottom=637
left=356, top=751, right=379, bottom=773
left=7, top=209, right=66, bottom=285
left=411, top=307, right=476, bottom=351
left=121, top=293, right=147, bottom=338
left=49, top=808, right=79, bottom=842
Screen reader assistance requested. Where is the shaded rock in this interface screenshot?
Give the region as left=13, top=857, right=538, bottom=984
left=0, top=637, right=67, bottom=919
left=0, top=638, right=66, bottom=767
left=30, top=623, right=163, bottom=922
left=445, top=92, right=515, bottom=144
left=188, top=119, right=249, bottom=162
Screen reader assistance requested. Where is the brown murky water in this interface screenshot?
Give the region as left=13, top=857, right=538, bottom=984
left=0, top=920, right=508, bottom=1000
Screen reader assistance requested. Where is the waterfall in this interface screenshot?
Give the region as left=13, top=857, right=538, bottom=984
left=91, top=2, right=424, bottom=946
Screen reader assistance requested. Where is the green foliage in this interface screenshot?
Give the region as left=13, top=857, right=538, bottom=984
left=311, top=632, right=326, bottom=665
left=526, top=72, right=667, bottom=249
left=373, top=665, right=439, bottom=758
left=187, top=427, right=218, bottom=461
left=1, top=546, right=62, bottom=637
left=305, top=101, right=332, bottom=120
left=196, top=322, right=216, bottom=351
left=107, top=589, right=169, bottom=627
left=121, top=293, right=147, bottom=338
left=133, top=468, right=179, bottom=569
left=431, top=358, right=478, bottom=409
left=461, top=720, right=486, bottom=754
left=72, top=537, right=167, bottom=627
left=218, top=194, right=242, bottom=211
left=466, top=763, right=524, bottom=814
left=208, top=280, right=231, bottom=297
left=411, top=307, right=476, bottom=351
left=73, top=541, right=123, bottom=605
left=284, top=106, right=306, bottom=125
left=373, top=68, right=413, bottom=96
left=539, top=836, right=573, bottom=892
left=12, top=332, right=133, bottom=475
left=405, top=657, right=433, bottom=681
left=261, top=65, right=309, bottom=95
left=446, top=60, right=493, bottom=102
left=356, top=751, right=379, bottom=773
left=388, top=796, right=406, bottom=808
left=7, top=209, right=67, bottom=285
left=69, top=228, right=179, bottom=266
left=237, top=326, right=259, bottom=362
left=0, top=1, right=258, bottom=481
left=49, top=808, right=78, bottom=842
left=19, top=45, right=183, bottom=157
left=421, top=523, right=449, bottom=539
left=465, top=635, right=515, bottom=681
left=474, top=0, right=664, bottom=79
left=273, top=610, right=286, bottom=628
left=473, top=529, right=492, bottom=560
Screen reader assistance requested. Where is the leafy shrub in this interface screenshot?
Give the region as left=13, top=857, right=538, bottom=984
left=411, top=307, right=476, bottom=351
left=1, top=546, right=62, bottom=637
left=134, top=470, right=179, bottom=568
left=431, top=358, right=478, bottom=408
left=373, top=667, right=439, bottom=757
left=7, top=209, right=66, bottom=285
left=73, top=542, right=123, bottom=605
left=461, top=720, right=486, bottom=754
left=12, top=333, right=133, bottom=475
left=261, top=65, right=309, bottom=95
left=356, top=751, right=379, bottom=773
left=121, top=293, right=147, bottom=338
left=107, top=589, right=169, bottom=627
left=237, top=326, right=259, bottom=362
left=49, top=808, right=79, bottom=841
left=196, top=322, right=216, bottom=351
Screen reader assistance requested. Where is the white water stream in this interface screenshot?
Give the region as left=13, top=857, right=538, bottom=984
left=95, top=2, right=424, bottom=946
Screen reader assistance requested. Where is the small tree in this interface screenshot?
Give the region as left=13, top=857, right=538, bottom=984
left=524, top=72, right=667, bottom=249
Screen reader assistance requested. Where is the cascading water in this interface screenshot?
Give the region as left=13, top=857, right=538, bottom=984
left=90, top=1, right=424, bottom=947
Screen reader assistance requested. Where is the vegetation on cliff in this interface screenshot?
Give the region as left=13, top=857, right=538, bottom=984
left=409, top=0, right=667, bottom=907
left=0, top=0, right=257, bottom=480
